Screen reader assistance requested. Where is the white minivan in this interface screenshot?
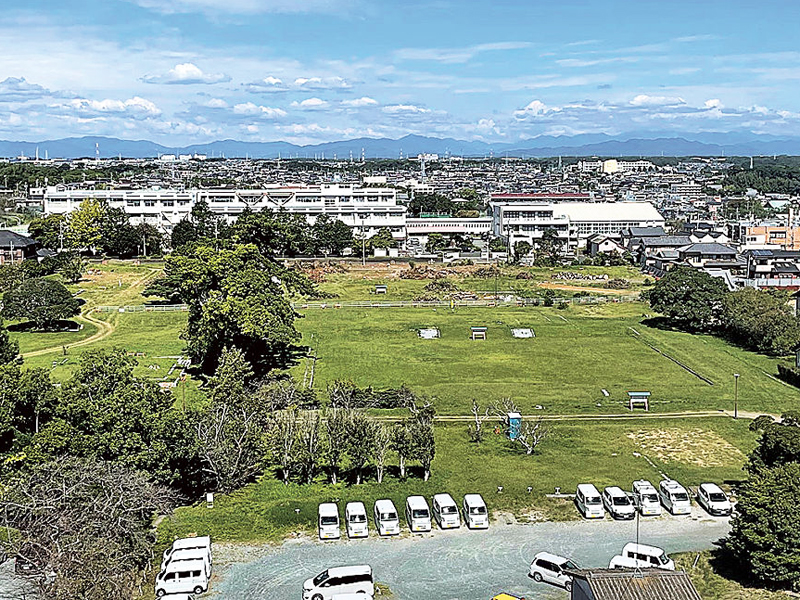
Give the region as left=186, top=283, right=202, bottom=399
left=529, top=551, right=579, bottom=592
left=155, top=560, right=208, bottom=597
left=632, top=480, right=662, bottom=516
left=345, top=501, right=369, bottom=538
left=373, top=499, right=400, bottom=536
left=161, top=549, right=211, bottom=579
left=405, top=496, right=432, bottom=533
left=609, top=543, right=675, bottom=571
left=602, top=486, right=636, bottom=520
left=659, top=480, right=692, bottom=515
left=575, top=484, right=605, bottom=519
left=319, top=503, right=341, bottom=540
left=302, top=565, right=374, bottom=600
left=432, top=493, right=460, bottom=529
left=161, top=536, right=212, bottom=572
left=696, top=483, right=732, bottom=516
left=462, top=494, right=489, bottom=529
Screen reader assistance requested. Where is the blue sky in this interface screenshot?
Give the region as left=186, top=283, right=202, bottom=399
left=1, top=0, right=800, bottom=145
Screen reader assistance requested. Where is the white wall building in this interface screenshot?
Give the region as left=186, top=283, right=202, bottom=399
left=406, top=216, right=492, bottom=245
left=39, top=184, right=406, bottom=239
left=489, top=201, right=665, bottom=252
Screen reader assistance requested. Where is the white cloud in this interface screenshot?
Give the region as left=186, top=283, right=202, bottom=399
left=294, top=76, right=352, bottom=90
left=704, top=98, right=723, bottom=109
left=127, top=0, right=349, bottom=14
left=629, top=94, right=686, bottom=107
left=342, top=97, right=378, bottom=107
left=232, top=102, right=287, bottom=118
left=291, top=97, right=329, bottom=109
left=54, top=96, right=161, bottom=118
left=395, top=41, right=532, bottom=64
left=204, top=98, right=228, bottom=109
left=513, top=99, right=558, bottom=118
left=383, top=104, right=430, bottom=114
left=0, top=77, right=59, bottom=102
left=142, top=63, right=231, bottom=85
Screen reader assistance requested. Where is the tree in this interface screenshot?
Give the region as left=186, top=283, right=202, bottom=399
left=322, top=407, right=350, bottom=484
left=426, top=233, right=448, bottom=253
left=170, top=218, right=196, bottom=250
left=59, top=253, right=85, bottom=284
left=468, top=398, right=489, bottom=444
left=345, top=411, right=377, bottom=484
left=367, top=227, right=398, bottom=251
left=723, top=462, right=800, bottom=591
left=513, top=240, right=532, bottom=263
left=723, top=288, right=800, bottom=355
left=136, top=222, right=165, bottom=256
left=749, top=413, right=800, bottom=472
left=28, top=213, right=67, bottom=249
left=648, top=266, right=727, bottom=331
left=67, top=198, right=106, bottom=252
left=296, top=411, right=323, bottom=484
left=536, top=228, right=563, bottom=266
left=410, top=419, right=435, bottom=481
left=2, top=277, right=80, bottom=330
left=392, top=421, right=413, bottom=479
left=270, top=408, right=298, bottom=484
left=488, top=237, right=507, bottom=253
left=100, top=207, right=138, bottom=257
left=373, top=422, right=393, bottom=484
left=0, top=457, right=175, bottom=600
left=0, top=323, right=19, bottom=365
left=311, top=214, right=353, bottom=256
left=515, top=419, right=550, bottom=455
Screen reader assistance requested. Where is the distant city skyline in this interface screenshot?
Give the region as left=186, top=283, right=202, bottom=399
left=2, top=0, right=799, bottom=145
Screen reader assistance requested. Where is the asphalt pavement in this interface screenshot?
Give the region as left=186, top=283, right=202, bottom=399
left=209, top=508, right=730, bottom=600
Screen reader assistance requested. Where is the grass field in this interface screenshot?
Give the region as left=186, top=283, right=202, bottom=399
left=159, top=417, right=755, bottom=544
left=676, top=552, right=786, bottom=600
left=294, top=301, right=800, bottom=415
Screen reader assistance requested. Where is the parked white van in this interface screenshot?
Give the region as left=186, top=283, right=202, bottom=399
left=162, top=536, right=212, bottom=571
left=632, top=480, right=662, bottom=516
left=405, top=496, right=432, bottom=533
left=432, top=493, right=460, bottom=529
left=161, top=549, right=211, bottom=579
left=373, top=499, right=400, bottom=536
left=609, top=543, right=675, bottom=571
left=602, top=486, right=636, bottom=520
left=575, top=484, right=605, bottom=519
left=345, top=502, right=369, bottom=538
left=302, top=565, right=374, bottom=600
left=462, top=494, right=489, bottom=529
left=319, top=503, right=341, bottom=540
left=658, top=480, right=692, bottom=515
left=696, top=483, right=732, bottom=516
left=155, top=560, right=208, bottom=597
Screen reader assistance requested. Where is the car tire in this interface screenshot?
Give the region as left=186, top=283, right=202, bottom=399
left=193, top=586, right=204, bottom=595
left=313, top=595, right=324, bottom=600
left=533, top=572, right=543, bottom=583
left=156, top=590, right=166, bottom=598
left=565, top=581, right=572, bottom=592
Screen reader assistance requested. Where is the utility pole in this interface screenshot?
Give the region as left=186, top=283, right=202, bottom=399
left=734, top=373, right=740, bottom=419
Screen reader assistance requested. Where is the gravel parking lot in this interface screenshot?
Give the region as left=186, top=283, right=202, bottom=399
left=209, top=509, right=730, bottom=600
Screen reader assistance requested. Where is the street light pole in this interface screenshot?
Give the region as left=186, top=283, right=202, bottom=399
left=734, top=373, right=740, bottom=419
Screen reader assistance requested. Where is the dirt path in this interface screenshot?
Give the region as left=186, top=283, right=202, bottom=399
left=538, top=282, right=635, bottom=295
left=374, top=409, right=773, bottom=423
left=21, top=268, right=160, bottom=359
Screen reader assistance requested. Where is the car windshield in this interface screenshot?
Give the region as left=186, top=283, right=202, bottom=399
left=381, top=512, right=397, bottom=521
left=643, top=493, right=658, bottom=502
left=320, top=516, right=338, bottom=525
left=613, top=496, right=631, bottom=506
left=659, top=554, right=670, bottom=565
left=313, top=570, right=329, bottom=586
left=350, top=514, right=366, bottom=523
left=470, top=506, right=487, bottom=515
left=412, top=509, right=429, bottom=518
left=673, top=492, right=689, bottom=502
left=442, top=505, right=457, bottom=514
left=709, top=493, right=727, bottom=502
left=586, top=496, right=601, bottom=505
left=563, top=560, right=579, bottom=570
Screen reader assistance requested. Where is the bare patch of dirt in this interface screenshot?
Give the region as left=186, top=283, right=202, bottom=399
left=626, top=428, right=745, bottom=467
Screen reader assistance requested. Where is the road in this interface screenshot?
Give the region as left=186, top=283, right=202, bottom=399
left=210, top=509, right=730, bottom=600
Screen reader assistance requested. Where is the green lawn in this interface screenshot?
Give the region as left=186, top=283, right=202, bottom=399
left=159, top=417, right=754, bottom=544
left=676, top=552, right=787, bottom=600
left=294, top=302, right=800, bottom=415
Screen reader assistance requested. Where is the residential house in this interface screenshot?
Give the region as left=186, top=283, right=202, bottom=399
left=0, top=231, right=40, bottom=265
left=568, top=568, right=702, bottom=600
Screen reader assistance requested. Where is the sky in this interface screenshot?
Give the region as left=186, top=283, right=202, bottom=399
left=2, top=0, right=800, bottom=145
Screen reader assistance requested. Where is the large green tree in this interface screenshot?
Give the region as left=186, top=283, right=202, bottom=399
left=0, top=323, right=19, bottom=365
left=146, top=243, right=313, bottom=374
left=28, top=213, right=67, bottom=249
left=67, top=198, right=106, bottom=252
left=311, top=214, right=354, bottom=256
left=722, top=288, right=800, bottom=355
left=2, top=277, right=80, bottom=330
left=648, top=266, right=728, bottom=331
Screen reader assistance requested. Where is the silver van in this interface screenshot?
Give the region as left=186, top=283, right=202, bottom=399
left=405, top=496, right=431, bottom=533
left=575, top=483, right=604, bottom=519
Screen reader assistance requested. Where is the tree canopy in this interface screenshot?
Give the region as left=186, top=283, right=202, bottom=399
left=648, top=266, right=727, bottom=331
left=2, top=277, right=80, bottom=330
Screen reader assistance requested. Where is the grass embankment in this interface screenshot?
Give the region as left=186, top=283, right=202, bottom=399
left=675, top=552, right=787, bottom=600
left=294, top=301, right=800, bottom=416
left=160, top=417, right=754, bottom=544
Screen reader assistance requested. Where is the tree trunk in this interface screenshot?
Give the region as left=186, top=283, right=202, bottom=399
left=330, top=468, right=338, bottom=485
left=399, top=455, right=406, bottom=479
left=355, top=470, right=362, bottom=485
left=423, top=468, right=430, bottom=482
left=282, top=468, right=290, bottom=484
left=377, top=465, right=384, bottom=484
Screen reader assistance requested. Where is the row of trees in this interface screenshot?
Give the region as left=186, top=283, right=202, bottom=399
left=647, top=267, right=800, bottom=355
left=722, top=413, right=800, bottom=591
left=29, top=201, right=164, bottom=257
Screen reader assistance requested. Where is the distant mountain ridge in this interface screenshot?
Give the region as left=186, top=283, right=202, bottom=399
left=1, top=133, right=798, bottom=160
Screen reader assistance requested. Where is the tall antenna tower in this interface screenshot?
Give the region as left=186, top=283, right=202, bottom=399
left=361, top=147, right=365, bottom=162
left=95, top=143, right=100, bottom=162
left=421, top=155, right=426, bottom=182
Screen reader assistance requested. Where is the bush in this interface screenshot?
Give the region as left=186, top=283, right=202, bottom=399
left=777, top=363, right=800, bottom=387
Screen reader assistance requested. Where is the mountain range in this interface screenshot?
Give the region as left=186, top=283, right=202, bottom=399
left=1, top=133, right=798, bottom=160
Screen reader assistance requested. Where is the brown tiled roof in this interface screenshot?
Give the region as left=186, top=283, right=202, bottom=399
left=568, top=569, right=702, bottom=600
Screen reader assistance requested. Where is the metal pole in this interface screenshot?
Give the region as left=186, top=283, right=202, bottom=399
left=734, top=373, right=740, bottom=419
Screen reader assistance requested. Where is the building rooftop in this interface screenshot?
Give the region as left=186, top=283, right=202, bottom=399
left=567, top=568, right=702, bottom=600
left=0, top=230, right=38, bottom=249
